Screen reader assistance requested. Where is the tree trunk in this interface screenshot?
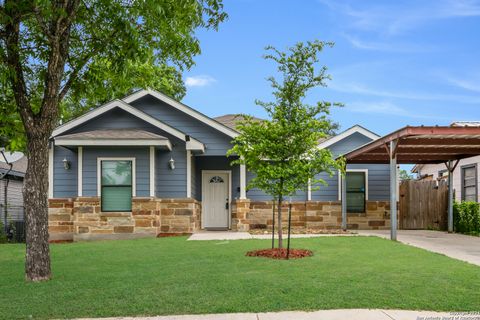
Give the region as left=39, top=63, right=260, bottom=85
left=24, top=135, right=51, bottom=281
left=277, top=195, right=283, bottom=249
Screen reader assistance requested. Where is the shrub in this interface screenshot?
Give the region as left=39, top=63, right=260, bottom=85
left=0, top=219, right=6, bottom=243
left=453, top=201, right=480, bottom=235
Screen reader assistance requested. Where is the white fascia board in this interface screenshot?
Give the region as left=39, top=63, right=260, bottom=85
left=55, top=138, right=172, bottom=150
left=51, top=99, right=204, bottom=151
left=318, top=125, right=380, bottom=150
left=123, top=89, right=240, bottom=138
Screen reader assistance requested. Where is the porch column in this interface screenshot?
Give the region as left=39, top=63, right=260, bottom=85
left=240, top=164, right=247, bottom=199
left=307, top=178, right=312, bottom=201
left=390, top=140, right=398, bottom=241
left=341, top=173, right=347, bottom=231
left=78, top=147, right=83, bottom=197
left=186, top=150, right=192, bottom=198
left=150, top=146, right=155, bottom=197
left=447, top=160, right=454, bottom=233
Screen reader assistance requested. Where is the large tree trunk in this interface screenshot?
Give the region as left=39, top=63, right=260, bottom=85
left=24, top=135, right=51, bottom=281
left=277, top=195, right=283, bottom=249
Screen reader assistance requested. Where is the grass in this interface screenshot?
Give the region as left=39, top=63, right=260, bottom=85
left=1, top=236, right=479, bottom=319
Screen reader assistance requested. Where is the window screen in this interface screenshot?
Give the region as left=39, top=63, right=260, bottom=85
left=346, top=172, right=366, bottom=213
left=101, top=160, right=132, bottom=212
left=462, top=166, right=477, bottom=202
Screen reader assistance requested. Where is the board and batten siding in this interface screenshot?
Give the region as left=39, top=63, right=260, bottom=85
left=129, top=96, right=234, bottom=156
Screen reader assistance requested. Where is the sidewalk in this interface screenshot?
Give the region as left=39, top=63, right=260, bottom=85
left=78, top=309, right=470, bottom=320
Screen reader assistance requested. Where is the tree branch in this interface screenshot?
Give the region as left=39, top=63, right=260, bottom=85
left=3, top=0, right=35, bottom=132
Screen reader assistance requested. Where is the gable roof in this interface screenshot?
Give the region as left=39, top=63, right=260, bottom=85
left=214, top=114, right=264, bottom=130
left=0, top=154, right=28, bottom=178
left=51, top=99, right=204, bottom=152
left=123, top=89, right=239, bottom=138
left=318, top=125, right=380, bottom=149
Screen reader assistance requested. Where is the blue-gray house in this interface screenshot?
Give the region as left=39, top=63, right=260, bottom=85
left=48, top=89, right=392, bottom=241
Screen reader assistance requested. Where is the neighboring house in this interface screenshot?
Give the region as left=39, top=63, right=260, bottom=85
left=48, top=89, right=392, bottom=241
left=412, top=121, right=480, bottom=202
left=0, top=152, right=27, bottom=230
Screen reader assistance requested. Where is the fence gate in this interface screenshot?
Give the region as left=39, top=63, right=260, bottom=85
left=399, top=180, right=448, bottom=230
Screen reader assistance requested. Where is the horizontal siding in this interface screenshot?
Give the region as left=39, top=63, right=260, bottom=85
left=83, top=147, right=150, bottom=197
left=67, top=107, right=164, bottom=134
left=130, top=96, right=234, bottom=156
left=156, top=146, right=187, bottom=198
left=246, top=170, right=307, bottom=201
left=0, top=179, right=24, bottom=221
left=53, top=146, right=78, bottom=198
left=312, top=132, right=390, bottom=201
left=194, top=156, right=240, bottom=201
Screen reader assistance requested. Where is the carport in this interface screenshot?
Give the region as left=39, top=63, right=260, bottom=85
left=340, top=126, right=480, bottom=240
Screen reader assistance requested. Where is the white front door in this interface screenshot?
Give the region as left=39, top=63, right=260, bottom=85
left=202, top=171, right=230, bottom=229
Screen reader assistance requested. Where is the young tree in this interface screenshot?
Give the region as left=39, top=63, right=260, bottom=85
left=0, top=0, right=226, bottom=281
left=229, top=41, right=344, bottom=248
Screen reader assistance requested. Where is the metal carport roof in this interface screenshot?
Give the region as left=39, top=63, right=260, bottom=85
left=338, top=126, right=480, bottom=240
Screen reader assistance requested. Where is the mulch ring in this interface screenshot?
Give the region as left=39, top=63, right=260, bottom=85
left=246, top=248, right=313, bottom=260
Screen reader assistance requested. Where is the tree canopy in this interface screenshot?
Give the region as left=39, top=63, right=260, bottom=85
left=229, top=40, right=345, bottom=248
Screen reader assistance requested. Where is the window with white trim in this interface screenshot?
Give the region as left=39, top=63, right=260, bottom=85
left=462, top=164, right=477, bottom=202
left=346, top=171, right=366, bottom=213
left=101, top=160, right=133, bottom=212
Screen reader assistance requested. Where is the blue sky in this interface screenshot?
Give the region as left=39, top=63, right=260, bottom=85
left=182, top=0, right=480, bottom=136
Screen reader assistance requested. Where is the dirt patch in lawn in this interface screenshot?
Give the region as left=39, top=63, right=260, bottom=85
left=246, top=248, right=313, bottom=259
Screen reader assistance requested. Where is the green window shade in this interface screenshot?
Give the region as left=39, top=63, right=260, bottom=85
left=346, top=172, right=366, bottom=213
left=102, top=186, right=132, bottom=211
left=101, top=160, right=133, bottom=212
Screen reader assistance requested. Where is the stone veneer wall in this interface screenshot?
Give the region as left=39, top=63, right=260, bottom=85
left=48, top=197, right=201, bottom=241
left=231, top=199, right=392, bottom=231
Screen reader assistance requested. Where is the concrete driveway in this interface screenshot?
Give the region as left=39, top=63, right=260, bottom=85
left=359, top=230, right=480, bottom=266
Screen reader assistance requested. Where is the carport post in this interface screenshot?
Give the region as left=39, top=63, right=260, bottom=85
left=447, top=160, right=454, bottom=233
left=390, top=140, right=398, bottom=241
left=341, top=171, right=347, bottom=231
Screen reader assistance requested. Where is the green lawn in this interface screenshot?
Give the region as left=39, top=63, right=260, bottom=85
left=1, top=236, right=479, bottom=319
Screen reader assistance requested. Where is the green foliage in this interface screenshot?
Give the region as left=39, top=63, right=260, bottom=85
left=0, top=219, right=6, bottom=243
left=453, top=201, right=480, bottom=236
left=0, top=0, right=227, bottom=150
left=228, top=40, right=344, bottom=200
left=399, top=169, right=413, bottom=181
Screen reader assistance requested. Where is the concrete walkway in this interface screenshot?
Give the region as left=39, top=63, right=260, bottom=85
left=359, top=229, right=480, bottom=266
left=78, top=309, right=468, bottom=320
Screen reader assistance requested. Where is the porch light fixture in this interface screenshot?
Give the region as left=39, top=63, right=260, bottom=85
left=168, top=157, right=175, bottom=170
left=62, top=157, right=71, bottom=170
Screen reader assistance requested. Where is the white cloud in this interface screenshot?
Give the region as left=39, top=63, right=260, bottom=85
left=185, top=75, right=216, bottom=87
left=345, top=101, right=449, bottom=120
left=319, top=0, right=480, bottom=36
left=329, top=81, right=480, bottom=104
left=445, top=76, right=480, bottom=93
left=343, top=34, right=434, bottom=52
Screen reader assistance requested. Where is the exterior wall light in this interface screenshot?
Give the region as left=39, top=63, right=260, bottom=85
left=168, top=157, right=175, bottom=170
left=62, top=157, right=71, bottom=170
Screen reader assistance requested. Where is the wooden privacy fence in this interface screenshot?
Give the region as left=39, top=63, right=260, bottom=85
left=399, top=180, right=448, bottom=230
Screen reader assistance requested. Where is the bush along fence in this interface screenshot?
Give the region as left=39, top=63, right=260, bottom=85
left=453, top=201, right=480, bottom=236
